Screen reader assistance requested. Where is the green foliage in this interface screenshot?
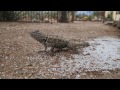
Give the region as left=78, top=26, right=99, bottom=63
left=93, top=11, right=101, bottom=18
left=88, top=16, right=92, bottom=21
left=107, top=12, right=113, bottom=21
left=26, top=11, right=58, bottom=20
left=0, top=11, right=26, bottom=21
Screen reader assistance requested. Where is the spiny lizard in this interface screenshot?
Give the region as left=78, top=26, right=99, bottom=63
left=30, top=30, right=90, bottom=53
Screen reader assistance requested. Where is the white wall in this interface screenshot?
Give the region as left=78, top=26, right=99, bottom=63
left=105, top=11, right=111, bottom=18
left=113, top=11, right=120, bottom=21
left=105, top=11, right=120, bottom=21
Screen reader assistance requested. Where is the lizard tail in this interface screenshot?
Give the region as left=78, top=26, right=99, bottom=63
left=67, top=41, right=90, bottom=50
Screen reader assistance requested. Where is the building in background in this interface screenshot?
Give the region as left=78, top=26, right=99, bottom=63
left=105, top=11, right=120, bottom=21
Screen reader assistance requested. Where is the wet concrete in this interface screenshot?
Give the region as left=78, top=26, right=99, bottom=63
left=61, top=36, right=120, bottom=71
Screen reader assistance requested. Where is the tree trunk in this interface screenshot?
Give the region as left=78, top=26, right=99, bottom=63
left=71, top=11, right=75, bottom=22
left=101, top=11, right=105, bottom=23
left=59, top=11, right=68, bottom=23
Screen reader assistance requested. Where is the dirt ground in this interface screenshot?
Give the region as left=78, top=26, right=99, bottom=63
left=0, top=21, right=120, bottom=79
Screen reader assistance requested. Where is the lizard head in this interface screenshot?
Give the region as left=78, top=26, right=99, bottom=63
left=30, top=30, right=47, bottom=43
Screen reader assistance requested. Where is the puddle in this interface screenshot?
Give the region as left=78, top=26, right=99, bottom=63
left=60, top=37, right=120, bottom=71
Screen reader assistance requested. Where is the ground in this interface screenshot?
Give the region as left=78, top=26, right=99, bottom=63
left=0, top=21, right=120, bottom=79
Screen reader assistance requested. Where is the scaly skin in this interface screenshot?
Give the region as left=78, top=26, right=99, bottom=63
left=30, top=30, right=90, bottom=53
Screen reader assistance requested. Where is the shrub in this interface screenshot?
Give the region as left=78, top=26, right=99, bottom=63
left=0, top=11, right=26, bottom=21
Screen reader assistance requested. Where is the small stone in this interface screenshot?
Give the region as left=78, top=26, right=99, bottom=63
left=75, top=75, right=80, bottom=79
left=35, top=78, right=40, bottom=79
left=117, top=59, right=120, bottom=60
left=70, top=73, right=76, bottom=79
left=102, top=71, right=111, bottom=74
left=1, top=64, right=4, bottom=67
left=82, top=73, right=87, bottom=76
left=5, top=56, right=8, bottom=59
left=86, top=53, right=90, bottom=55
left=61, top=76, right=68, bottom=79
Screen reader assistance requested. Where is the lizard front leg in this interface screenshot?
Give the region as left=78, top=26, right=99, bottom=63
left=50, top=47, right=55, bottom=56
left=50, top=47, right=54, bottom=52
left=44, top=45, right=47, bottom=52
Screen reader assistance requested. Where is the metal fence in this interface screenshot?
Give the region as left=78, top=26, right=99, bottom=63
left=0, top=11, right=76, bottom=23
left=17, top=11, right=59, bottom=23
left=74, top=11, right=93, bottom=21
left=0, top=11, right=59, bottom=23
